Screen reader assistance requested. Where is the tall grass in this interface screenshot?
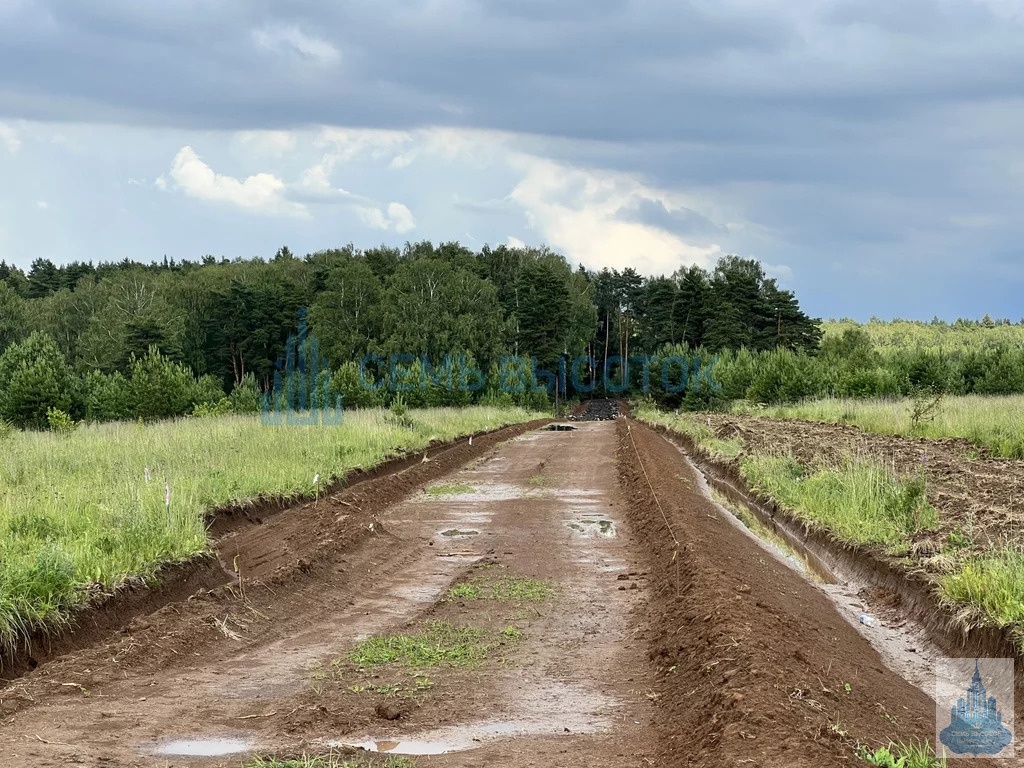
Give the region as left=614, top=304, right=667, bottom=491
left=740, top=456, right=938, bottom=548
left=753, top=395, right=1024, bottom=458
left=0, top=406, right=541, bottom=656
left=634, top=402, right=744, bottom=460
left=940, top=549, right=1024, bottom=633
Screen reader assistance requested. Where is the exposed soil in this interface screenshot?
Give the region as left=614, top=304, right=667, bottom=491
left=0, top=414, right=1010, bottom=766
left=708, top=413, right=1024, bottom=556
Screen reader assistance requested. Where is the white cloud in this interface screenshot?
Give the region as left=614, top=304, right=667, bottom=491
left=36, top=200, right=48, bottom=209
left=0, top=122, right=21, bottom=154
left=507, top=155, right=721, bottom=274
left=357, top=202, right=417, bottom=233
left=387, top=202, right=416, bottom=233
left=252, top=26, right=341, bottom=67
left=168, top=146, right=308, bottom=217
left=154, top=175, right=168, bottom=190
left=507, top=235, right=526, bottom=248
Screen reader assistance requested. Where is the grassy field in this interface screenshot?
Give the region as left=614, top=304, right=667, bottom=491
left=749, top=394, right=1024, bottom=458
left=0, top=406, right=541, bottom=656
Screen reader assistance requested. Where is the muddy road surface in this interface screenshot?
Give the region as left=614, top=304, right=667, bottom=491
left=0, top=418, right=986, bottom=766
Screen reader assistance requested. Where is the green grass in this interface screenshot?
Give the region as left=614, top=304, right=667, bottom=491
left=425, top=483, right=475, bottom=496
left=940, top=548, right=1024, bottom=634
left=634, top=403, right=743, bottom=460
left=740, top=456, right=938, bottom=549
left=447, top=574, right=551, bottom=602
left=755, top=394, right=1024, bottom=458
left=348, top=621, right=492, bottom=669
left=528, top=474, right=553, bottom=486
left=0, top=406, right=541, bottom=657
left=858, top=739, right=945, bottom=767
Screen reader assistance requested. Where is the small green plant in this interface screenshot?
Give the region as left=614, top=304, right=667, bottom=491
left=500, top=625, right=524, bottom=643
left=857, top=739, right=945, bottom=767
left=447, top=574, right=551, bottom=602
left=909, top=389, right=943, bottom=432
left=0, top=418, right=13, bottom=440
left=46, top=408, right=78, bottom=436
left=349, top=621, right=491, bottom=668
left=528, top=474, right=553, bottom=487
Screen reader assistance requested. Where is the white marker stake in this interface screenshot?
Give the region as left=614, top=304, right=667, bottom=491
left=144, top=466, right=152, bottom=484
left=164, top=481, right=171, bottom=524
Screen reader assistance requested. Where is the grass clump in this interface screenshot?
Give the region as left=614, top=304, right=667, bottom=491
left=0, top=406, right=542, bottom=659
left=349, top=621, right=491, bottom=669
left=528, top=474, right=553, bottom=487
left=426, top=483, right=475, bottom=496
left=740, top=456, right=938, bottom=548
left=940, top=548, right=1024, bottom=636
left=858, top=739, right=945, bottom=767
left=447, top=574, right=551, bottom=602
left=634, top=403, right=743, bottom=460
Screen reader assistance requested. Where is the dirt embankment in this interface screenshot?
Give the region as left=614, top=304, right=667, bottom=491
left=617, top=417, right=951, bottom=767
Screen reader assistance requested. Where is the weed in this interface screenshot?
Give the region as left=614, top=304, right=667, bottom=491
left=740, top=456, right=938, bottom=547
left=528, top=474, right=553, bottom=487
left=448, top=582, right=485, bottom=600
left=447, top=574, right=551, bottom=603
left=857, top=739, right=945, bottom=767
left=940, top=548, right=1024, bottom=638
left=500, top=625, right=524, bottom=643
left=349, top=621, right=491, bottom=668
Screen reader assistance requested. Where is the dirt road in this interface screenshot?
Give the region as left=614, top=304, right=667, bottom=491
left=0, top=414, right=992, bottom=766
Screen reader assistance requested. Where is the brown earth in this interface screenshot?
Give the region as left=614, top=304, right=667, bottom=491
left=707, top=413, right=1024, bottom=555
left=0, top=415, right=1002, bottom=767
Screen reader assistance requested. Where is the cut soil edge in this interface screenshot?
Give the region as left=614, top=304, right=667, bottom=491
left=642, top=417, right=1024, bottom=685
left=0, top=417, right=550, bottom=685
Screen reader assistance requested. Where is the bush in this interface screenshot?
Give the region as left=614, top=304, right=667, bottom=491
left=0, top=332, right=78, bottom=429
left=128, top=347, right=196, bottom=420
left=46, top=408, right=78, bottom=435
left=229, top=374, right=263, bottom=414
left=83, top=370, right=132, bottom=422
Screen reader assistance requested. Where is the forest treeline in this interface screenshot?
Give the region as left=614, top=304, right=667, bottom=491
left=0, top=243, right=1021, bottom=428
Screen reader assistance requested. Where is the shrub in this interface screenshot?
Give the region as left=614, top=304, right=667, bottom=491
left=0, top=332, right=78, bottom=429
left=46, top=408, right=78, bottom=435
left=128, top=347, right=195, bottom=420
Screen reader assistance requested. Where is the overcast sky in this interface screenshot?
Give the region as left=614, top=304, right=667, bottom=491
left=1, top=0, right=1023, bottom=320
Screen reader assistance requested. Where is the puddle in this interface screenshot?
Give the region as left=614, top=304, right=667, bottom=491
left=416, top=483, right=526, bottom=502
left=673, top=442, right=951, bottom=702
left=440, top=529, right=480, bottom=537
left=567, top=520, right=616, bottom=537
left=348, top=739, right=460, bottom=755
left=331, top=678, right=616, bottom=755
left=545, top=424, right=576, bottom=431
left=154, top=738, right=253, bottom=756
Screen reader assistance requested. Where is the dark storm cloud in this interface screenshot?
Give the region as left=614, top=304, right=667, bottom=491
left=7, top=0, right=1020, bottom=140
